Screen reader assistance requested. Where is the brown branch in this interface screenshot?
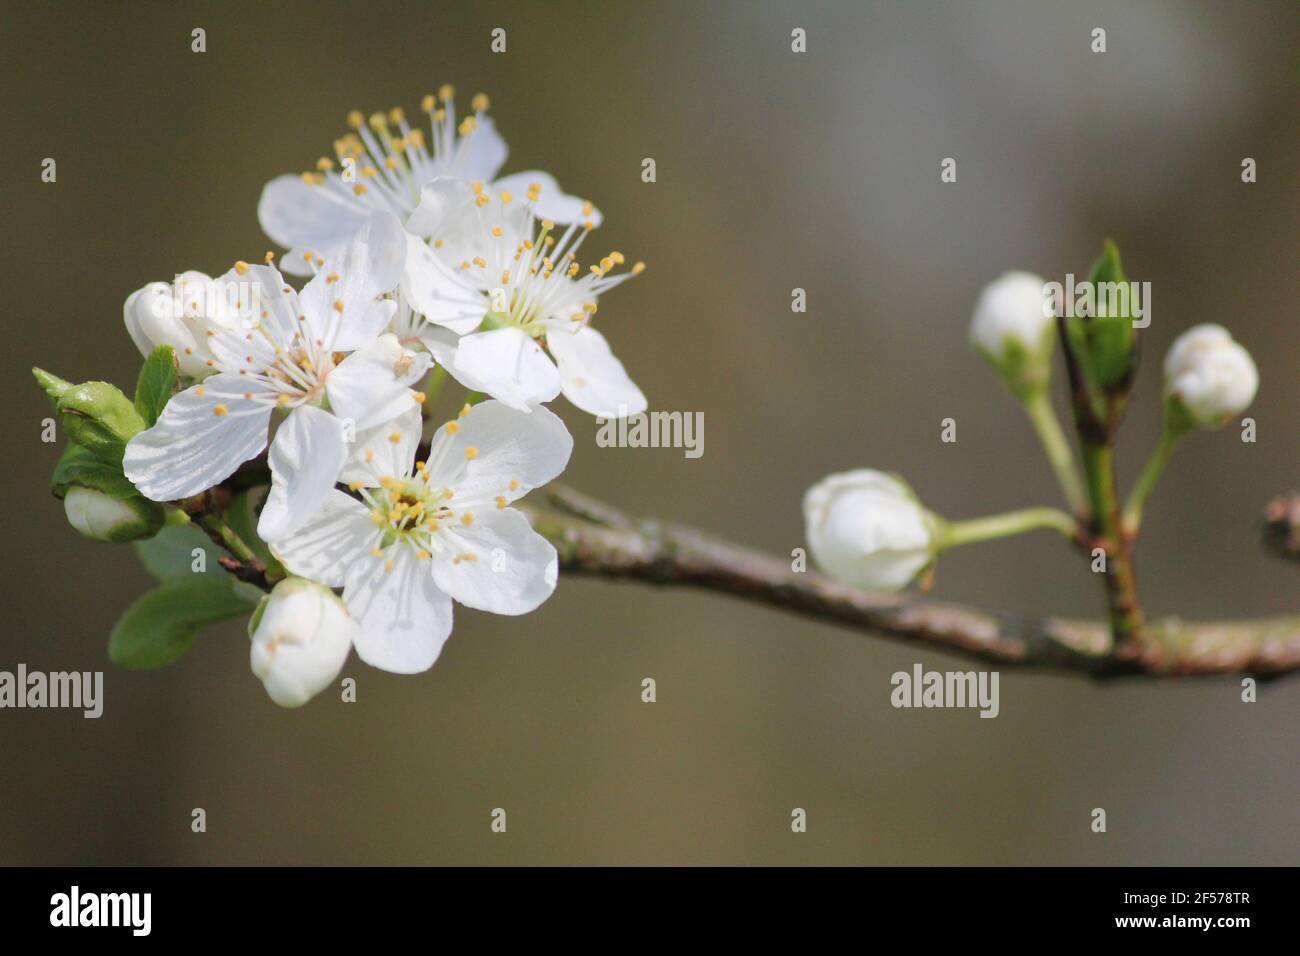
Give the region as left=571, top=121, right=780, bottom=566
left=520, top=485, right=1300, bottom=681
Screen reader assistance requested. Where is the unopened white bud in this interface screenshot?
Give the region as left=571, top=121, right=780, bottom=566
left=249, top=578, right=354, bottom=708
left=123, top=271, right=230, bottom=378
left=1163, top=324, right=1258, bottom=429
left=63, top=486, right=163, bottom=542
left=970, top=271, right=1055, bottom=393
left=802, top=470, right=937, bottom=591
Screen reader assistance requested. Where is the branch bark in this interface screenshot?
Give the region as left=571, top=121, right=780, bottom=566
left=520, top=485, right=1300, bottom=681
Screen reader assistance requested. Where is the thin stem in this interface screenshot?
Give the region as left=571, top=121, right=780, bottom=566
left=197, top=513, right=259, bottom=564
left=1022, top=388, right=1087, bottom=514
left=1081, top=442, right=1145, bottom=647
left=1122, top=429, right=1183, bottom=533
left=939, top=507, right=1078, bottom=550
left=422, top=365, right=448, bottom=409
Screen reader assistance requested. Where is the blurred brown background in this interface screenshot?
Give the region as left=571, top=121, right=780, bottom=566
left=1, top=0, right=1296, bottom=865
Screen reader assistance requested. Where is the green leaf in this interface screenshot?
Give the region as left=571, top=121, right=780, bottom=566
left=51, top=444, right=139, bottom=499
left=33, top=367, right=74, bottom=404
left=1080, top=239, right=1137, bottom=391
left=133, top=524, right=224, bottom=580
left=55, top=381, right=145, bottom=465
left=225, top=489, right=280, bottom=571
left=133, top=345, right=178, bottom=427
left=109, top=576, right=256, bottom=669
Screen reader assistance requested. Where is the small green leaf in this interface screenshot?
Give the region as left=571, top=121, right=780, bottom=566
left=109, top=576, right=257, bottom=669
left=133, top=345, right=178, bottom=427
left=56, top=381, right=145, bottom=465
left=33, top=367, right=75, bottom=404
left=51, top=444, right=139, bottom=499
left=133, top=524, right=224, bottom=580
left=1081, top=239, right=1136, bottom=391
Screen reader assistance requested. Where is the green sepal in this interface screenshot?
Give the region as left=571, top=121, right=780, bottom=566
left=1065, top=240, right=1138, bottom=397
left=50, top=379, right=145, bottom=465
left=50, top=444, right=139, bottom=500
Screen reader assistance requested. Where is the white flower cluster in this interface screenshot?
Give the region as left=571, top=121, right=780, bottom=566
left=119, top=88, right=648, bottom=706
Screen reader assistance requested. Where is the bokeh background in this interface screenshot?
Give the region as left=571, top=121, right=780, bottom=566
left=1, top=0, right=1296, bottom=865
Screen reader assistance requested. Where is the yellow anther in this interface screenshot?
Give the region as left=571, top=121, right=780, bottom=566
left=347, top=110, right=364, bottom=129
left=453, top=552, right=478, bottom=564
left=610, top=251, right=625, bottom=264
left=472, top=256, right=486, bottom=268
left=361, top=166, right=379, bottom=178
left=433, top=108, right=446, bottom=122
left=234, top=260, right=250, bottom=275
left=264, top=250, right=276, bottom=264
left=438, top=84, right=454, bottom=102
left=509, top=479, right=521, bottom=491
left=491, top=227, right=503, bottom=237
left=384, top=559, right=395, bottom=573
left=377, top=474, right=396, bottom=488
left=583, top=220, right=595, bottom=231
left=458, top=116, right=477, bottom=135
left=213, top=404, right=228, bottom=417
left=459, top=403, right=471, bottom=418
left=388, top=431, right=402, bottom=444
left=464, top=446, right=479, bottom=460
left=412, top=391, right=426, bottom=404
left=632, top=261, right=646, bottom=275
left=446, top=421, right=460, bottom=434
left=370, top=510, right=384, bottom=524
left=583, top=302, right=598, bottom=314
left=495, top=496, right=507, bottom=510
left=499, top=190, right=513, bottom=204
left=326, top=273, right=340, bottom=283
left=433, top=239, right=443, bottom=249
left=348, top=480, right=365, bottom=491
left=421, top=94, right=436, bottom=112
left=371, top=548, right=384, bottom=558
left=582, top=201, right=593, bottom=216
left=195, top=386, right=205, bottom=397
left=471, top=180, right=484, bottom=195
left=316, top=157, right=334, bottom=171
left=541, top=219, right=555, bottom=231
left=352, top=183, right=368, bottom=196
left=424, top=519, right=441, bottom=532
left=388, top=107, right=405, bottom=124
left=276, top=394, right=292, bottom=406
left=385, top=155, right=400, bottom=170
left=333, top=299, right=345, bottom=312
left=365, top=450, right=376, bottom=464
left=471, top=92, right=489, bottom=112
left=417, top=550, right=431, bottom=561
left=475, top=195, right=489, bottom=208
left=368, top=112, right=387, bottom=131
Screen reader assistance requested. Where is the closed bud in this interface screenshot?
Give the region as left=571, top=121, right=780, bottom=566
left=1163, top=324, right=1258, bottom=430
left=53, top=381, right=144, bottom=464
left=802, top=470, right=938, bottom=591
left=249, top=578, right=355, bottom=708
left=969, top=271, right=1055, bottom=395
left=123, top=272, right=231, bottom=379
left=63, top=486, right=164, bottom=543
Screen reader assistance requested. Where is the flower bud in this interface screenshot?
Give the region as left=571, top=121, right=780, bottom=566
left=123, top=272, right=230, bottom=379
left=1163, top=324, right=1258, bottom=429
left=249, top=578, right=354, bottom=708
left=969, top=271, right=1055, bottom=394
left=63, top=486, right=164, bottom=543
left=802, top=470, right=938, bottom=591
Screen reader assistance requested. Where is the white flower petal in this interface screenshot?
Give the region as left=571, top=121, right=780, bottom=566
left=344, top=547, right=454, bottom=673
left=547, top=324, right=646, bottom=416
left=400, top=233, right=487, bottom=334
left=452, top=116, right=508, bottom=183
left=258, top=406, right=351, bottom=541
left=433, top=508, right=558, bottom=615
left=258, top=173, right=369, bottom=265
left=298, top=211, right=406, bottom=348
left=123, top=375, right=272, bottom=502
left=490, top=171, right=601, bottom=226
left=340, top=406, right=423, bottom=488
left=326, top=333, right=431, bottom=431
left=426, top=400, right=572, bottom=505
left=403, top=177, right=475, bottom=239
left=269, top=491, right=379, bottom=587
left=452, top=327, right=561, bottom=410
